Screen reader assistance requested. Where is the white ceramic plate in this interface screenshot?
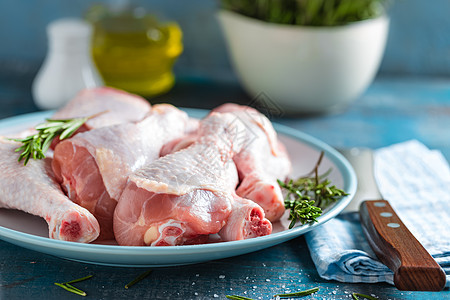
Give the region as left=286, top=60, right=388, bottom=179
left=0, top=109, right=356, bottom=267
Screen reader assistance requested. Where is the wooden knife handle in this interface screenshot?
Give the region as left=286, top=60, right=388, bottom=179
left=359, top=200, right=446, bottom=291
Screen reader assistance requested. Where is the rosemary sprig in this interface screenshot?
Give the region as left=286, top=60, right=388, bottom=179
left=125, top=269, right=153, bottom=289
left=274, top=287, right=319, bottom=298
left=54, top=274, right=93, bottom=297
left=352, top=292, right=378, bottom=300
left=226, top=287, right=320, bottom=300
left=64, top=274, right=94, bottom=284
left=278, top=179, right=322, bottom=228
left=278, top=151, right=349, bottom=228
left=12, top=111, right=106, bottom=165
left=54, top=283, right=87, bottom=296
left=226, top=296, right=255, bottom=300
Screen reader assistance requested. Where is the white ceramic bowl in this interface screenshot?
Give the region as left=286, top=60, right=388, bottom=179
left=218, top=10, right=389, bottom=114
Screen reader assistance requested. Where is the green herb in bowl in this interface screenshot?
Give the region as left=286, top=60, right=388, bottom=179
left=220, top=0, right=387, bottom=26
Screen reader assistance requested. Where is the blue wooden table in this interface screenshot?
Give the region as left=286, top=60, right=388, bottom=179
left=0, top=74, right=449, bottom=300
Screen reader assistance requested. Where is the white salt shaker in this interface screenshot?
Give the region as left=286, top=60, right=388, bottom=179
left=32, top=18, right=103, bottom=110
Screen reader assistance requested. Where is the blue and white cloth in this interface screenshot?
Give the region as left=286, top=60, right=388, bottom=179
left=305, top=140, right=450, bottom=287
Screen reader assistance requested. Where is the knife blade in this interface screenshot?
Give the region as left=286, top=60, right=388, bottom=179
left=339, top=148, right=446, bottom=291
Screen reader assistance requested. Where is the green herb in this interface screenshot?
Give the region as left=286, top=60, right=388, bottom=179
left=226, top=287, right=319, bottom=300
left=221, top=0, right=387, bottom=26
left=12, top=111, right=106, bottom=165
left=125, top=269, right=153, bottom=289
left=278, top=178, right=322, bottom=228
left=226, top=296, right=255, bottom=300
left=278, top=151, right=349, bottom=228
left=54, top=283, right=87, bottom=296
left=274, top=287, right=319, bottom=298
left=64, top=274, right=94, bottom=284
left=54, top=274, right=93, bottom=297
left=352, top=293, right=378, bottom=300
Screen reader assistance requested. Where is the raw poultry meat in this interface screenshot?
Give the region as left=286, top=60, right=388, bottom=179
left=212, top=103, right=291, bottom=221
left=52, top=87, right=151, bottom=131
left=0, top=97, right=292, bottom=246
left=48, top=87, right=152, bottom=150
left=159, top=118, right=200, bottom=156
left=218, top=195, right=272, bottom=241
left=0, top=137, right=100, bottom=242
left=52, top=104, right=189, bottom=240
left=160, top=103, right=291, bottom=222
left=114, top=112, right=273, bottom=246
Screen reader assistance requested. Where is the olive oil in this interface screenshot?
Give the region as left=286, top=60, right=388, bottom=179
left=87, top=6, right=182, bottom=97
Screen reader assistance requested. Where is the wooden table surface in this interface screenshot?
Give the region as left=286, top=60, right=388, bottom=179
left=0, top=74, right=449, bottom=299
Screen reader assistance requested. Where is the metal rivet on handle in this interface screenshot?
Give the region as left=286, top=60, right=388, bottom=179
left=374, top=202, right=386, bottom=207
left=387, top=223, right=400, bottom=228
left=380, top=212, right=393, bottom=217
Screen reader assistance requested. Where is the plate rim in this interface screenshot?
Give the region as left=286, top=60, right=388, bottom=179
left=0, top=109, right=357, bottom=266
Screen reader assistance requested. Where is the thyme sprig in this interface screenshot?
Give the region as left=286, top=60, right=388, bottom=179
left=278, top=151, right=349, bottom=228
left=12, top=111, right=106, bottom=165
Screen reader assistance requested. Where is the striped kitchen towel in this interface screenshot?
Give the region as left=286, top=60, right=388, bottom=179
left=305, top=140, right=450, bottom=287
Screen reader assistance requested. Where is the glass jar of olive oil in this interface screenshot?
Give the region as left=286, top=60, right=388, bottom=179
left=86, top=3, right=182, bottom=97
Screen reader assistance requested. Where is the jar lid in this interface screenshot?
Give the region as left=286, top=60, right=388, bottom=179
left=47, top=18, right=93, bottom=40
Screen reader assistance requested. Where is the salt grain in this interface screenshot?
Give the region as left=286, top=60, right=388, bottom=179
left=213, top=294, right=219, bottom=298
left=219, top=275, right=225, bottom=279
left=194, top=292, right=198, bottom=296
left=265, top=279, right=270, bottom=282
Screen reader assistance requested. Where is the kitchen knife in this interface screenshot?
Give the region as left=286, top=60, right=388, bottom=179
left=340, top=148, right=446, bottom=291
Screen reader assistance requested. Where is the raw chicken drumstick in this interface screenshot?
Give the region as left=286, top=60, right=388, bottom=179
left=52, top=104, right=190, bottom=240
left=48, top=87, right=152, bottom=149
left=52, top=87, right=151, bottom=131
left=213, top=103, right=291, bottom=222
left=161, top=103, right=291, bottom=222
left=218, top=196, right=271, bottom=241
left=0, top=137, right=100, bottom=243
left=114, top=112, right=272, bottom=246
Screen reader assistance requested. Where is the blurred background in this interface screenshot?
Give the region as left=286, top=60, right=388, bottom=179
left=1, top=0, right=450, bottom=116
